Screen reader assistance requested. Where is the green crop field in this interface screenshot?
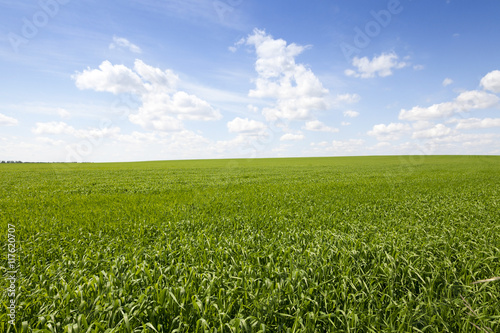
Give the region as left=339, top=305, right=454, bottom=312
left=1, top=155, right=499, bottom=332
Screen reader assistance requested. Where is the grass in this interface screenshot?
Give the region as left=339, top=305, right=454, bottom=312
left=1, top=155, right=499, bottom=332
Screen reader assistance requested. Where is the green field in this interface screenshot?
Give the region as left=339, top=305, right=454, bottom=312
left=1, top=156, right=499, bottom=332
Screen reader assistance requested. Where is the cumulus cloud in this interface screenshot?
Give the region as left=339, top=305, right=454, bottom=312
left=36, top=137, right=65, bottom=146
left=244, top=29, right=329, bottom=121
left=310, top=139, right=365, bottom=154
left=128, top=113, right=183, bottom=132
left=74, top=59, right=221, bottom=131
left=343, top=110, right=360, bottom=118
left=0, top=113, right=18, bottom=126
left=334, top=93, right=360, bottom=105
left=109, top=36, right=142, bottom=54
left=280, top=133, right=305, bottom=141
left=272, top=144, right=293, bottom=153
left=74, top=60, right=145, bottom=94
left=227, top=117, right=266, bottom=133
left=419, top=133, right=500, bottom=152
left=442, top=78, right=453, bottom=87
left=33, top=121, right=74, bottom=135
left=412, top=124, right=452, bottom=139
left=310, top=141, right=329, bottom=147
left=57, top=108, right=70, bottom=118
left=412, top=120, right=435, bottom=131
left=450, top=117, right=500, bottom=129
left=32, top=121, right=121, bottom=139
left=247, top=104, right=260, bottom=113
left=480, top=70, right=500, bottom=93
left=329, top=139, right=365, bottom=152
left=114, top=131, right=165, bottom=144
left=345, top=52, right=407, bottom=78
left=133, top=60, right=178, bottom=90
left=368, top=122, right=411, bottom=141
left=112, top=129, right=213, bottom=160
left=399, top=90, right=499, bottom=121
left=362, top=71, right=500, bottom=154
left=303, top=120, right=338, bottom=133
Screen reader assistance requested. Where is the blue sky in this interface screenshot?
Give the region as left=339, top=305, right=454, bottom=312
left=1, top=0, right=499, bottom=162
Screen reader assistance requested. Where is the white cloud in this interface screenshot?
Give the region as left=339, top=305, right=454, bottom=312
left=36, top=137, right=65, bottom=146
left=74, top=60, right=221, bottom=131
left=310, top=141, right=329, bottom=147
left=33, top=121, right=74, bottom=135
left=55, top=108, right=71, bottom=118
left=413, top=65, right=425, bottom=71
left=133, top=60, right=178, bottom=91
left=442, top=78, right=453, bottom=87
left=400, top=102, right=455, bottom=121
left=164, top=130, right=212, bottom=155
left=310, top=139, right=365, bottom=154
left=272, top=144, right=293, bottom=153
left=280, top=133, right=305, bottom=141
left=33, top=121, right=121, bottom=139
left=424, top=133, right=500, bottom=148
left=345, top=52, right=407, bottom=78
left=128, top=113, right=183, bottom=132
left=114, top=131, right=165, bottom=144
left=456, top=90, right=499, bottom=109
left=137, top=90, right=220, bottom=122
left=343, top=110, right=359, bottom=118
left=74, top=60, right=145, bottom=95
left=0, top=113, right=18, bottom=126
left=109, top=36, right=142, bottom=54
left=462, top=139, right=494, bottom=147
left=330, top=139, right=365, bottom=152
left=412, top=124, right=452, bottom=139
left=227, top=117, right=266, bottom=133
left=214, top=134, right=252, bottom=155
left=230, top=37, right=246, bottom=52
left=368, top=122, right=411, bottom=141
left=304, top=120, right=338, bottom=133
left=480, top=70, right=500, bottom=93
left=113, top=129, right=213, bottom=160
left=247, top=104, right=260, bottom=113
left=373, top=142, right=392, bottom=149
left=412, top=120, right=436, bottom=131
left=334, top=93, right=360, bottom=105
left=244, top=29, right=329, bottom=121
left=450, top=117, right=500, bottom=129
left=399, top=90, right=499, bottom=121
left=341, top=122, right=351, bottom=126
